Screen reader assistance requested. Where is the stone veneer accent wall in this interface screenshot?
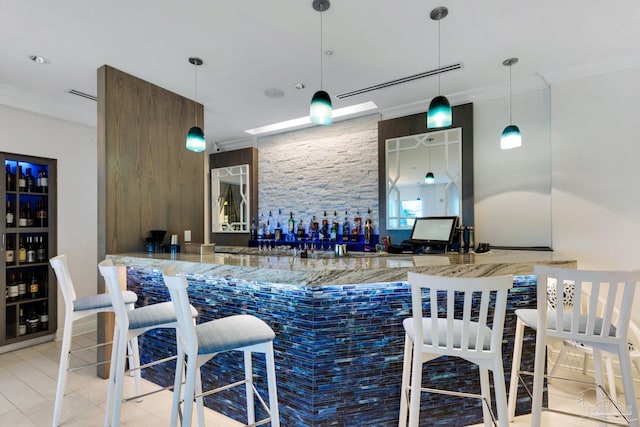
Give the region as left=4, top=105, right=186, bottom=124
left=258, top=114, right=380, bottom=233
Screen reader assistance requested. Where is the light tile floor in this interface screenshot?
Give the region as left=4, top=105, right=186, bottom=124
left=0, top=332, right=638, bottom=426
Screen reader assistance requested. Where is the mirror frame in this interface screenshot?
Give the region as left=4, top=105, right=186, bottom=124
left=377, top=103, right=474, bottom=243
left=211, top=164, right=250, bottom=232
left=209, top=147, right=258, bottom=246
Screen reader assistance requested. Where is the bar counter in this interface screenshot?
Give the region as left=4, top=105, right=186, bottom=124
left=108, top=248, right=576, bottom=427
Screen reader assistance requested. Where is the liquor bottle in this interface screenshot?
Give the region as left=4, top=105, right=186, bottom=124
left=288, top=212, right=295, bottom=236
left=6, top=200, right=14, bottom=227
left=352, top=211, right=362, bottom=242
left=250, top=217, right=258, bottom=240
left=25, top=168, right=35, bottom=192
left=17, top=166, right=26, bottom=192
left=7, top=273, right=18, bottom=301
left=5, top=164, right=15, bottom=191
left=29, top=273, right=39, bottom=298
left=274, top=222, right=282, bottom=241
left=364, top=208, right=374, bottom=244
left=310, top=215, right=319, bottom=240
left=257, top=212, right=265, bottom=239
left=38, top=168, right=48, bottom=193
left=321, top=211, right=329, bottom=241
left=18, top=237, right=26, bottom=262
left=18, top=203, right=27, bottom=226
left=330, top=211, right=338, bottom=242
left=18, top=308, right=26, bottom=336
left=40, top=301, right=49, bottom=331
left=25, top=202, right=33, bottom=226
left=342, top=211, right=351, bottom=242
left=266, top=211, right=273, bottom=239
left=36, top=199, right=47, bottom=227
left=17, top=272, right=26, bottom=299
left=5, top=237, right=14, bottom=265
left=297, top=219, right=305, bottom=239
left=26, top=236, right=36, bottom=263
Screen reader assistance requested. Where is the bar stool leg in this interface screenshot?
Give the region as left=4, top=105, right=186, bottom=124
left=194, top=366, right=205, bottom=427
left=493, top=358, right=509, bottom=427
left=479, top=367, right=492, bottom=427
left=169, top=347, right=184, bottom=427
left=398, top=335, right=412, bottom=427
left=507, top=317, right=525, bottom=421
left=618, top=344, right=640, bottom=427
left=265, top=342, right=280, bottom=427
left=52, top=315, right=74, bottom=427
left=530, top=323, right=546, bottom=426
left=244, top=350, right=255, bottom=425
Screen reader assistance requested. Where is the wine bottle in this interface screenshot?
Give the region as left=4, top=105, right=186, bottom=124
left=40, top=168, right=48, bottom=193
left=17, top=166, right=26, bottom=192
left=25, top=202, right=33, bottom=227
left=7, top=273, right=18, bottom=301
left=29, top=273, right=39, bottom=298
left=26, top=309, right=39, bottom=334
left=26, top=236, right=36, bottom=263
left=18, top=237, right=26, bottom=262
left=18, top=203, right=27, bottom=227
left=321, top=211, right=329, bottom=241
left=6, top=200, right=14, bottom=227
left=5, top=164, right=15, bottom=191
left=288, top=211, right=295, bottom=236
left=18, top=308, right=26, bottom=336
left=17, top=272, right=26, bottom=299
left=36, top=199, right=47, bottom=227
left=25, top=168, right=35, bottom=192
left=39, top=301, right=49, bottom=331
left=5, top=237, right=14, bottom=265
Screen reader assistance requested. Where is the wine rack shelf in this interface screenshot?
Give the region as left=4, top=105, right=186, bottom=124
left=2, top=153, right=57, bottom=350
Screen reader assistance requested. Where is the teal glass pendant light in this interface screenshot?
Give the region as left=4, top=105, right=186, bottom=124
left=501, top=57, right=522, bottom=150
left=186, top=57, right=206, bottom=152
left=424, top=172, right=435, bottom=184
left=427, top=6, right=452, bottom=129
left=310, top=0, right=333, bottom=125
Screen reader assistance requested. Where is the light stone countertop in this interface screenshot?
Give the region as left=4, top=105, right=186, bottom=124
left=109, top=247, right=577, bottom=287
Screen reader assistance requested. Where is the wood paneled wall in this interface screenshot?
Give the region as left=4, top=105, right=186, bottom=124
left=96, top=65, right=205, bottom=376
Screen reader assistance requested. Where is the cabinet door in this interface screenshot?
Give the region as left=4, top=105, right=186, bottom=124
left=2, top=153, right=56, bottom=347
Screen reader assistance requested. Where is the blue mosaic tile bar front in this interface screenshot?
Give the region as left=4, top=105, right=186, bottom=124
left=125, top=266, right=539, bottom=426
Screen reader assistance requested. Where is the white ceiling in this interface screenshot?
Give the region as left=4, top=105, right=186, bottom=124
left=2, top=1, right=640, bottom=149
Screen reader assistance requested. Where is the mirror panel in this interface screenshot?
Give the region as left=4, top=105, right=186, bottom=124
left=386, top=127, right=462, bottom=230
left=211, top=164, right=249, bottom=232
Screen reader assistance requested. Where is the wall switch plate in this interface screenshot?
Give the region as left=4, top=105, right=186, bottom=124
left=184, top=230, right=191, bottom=242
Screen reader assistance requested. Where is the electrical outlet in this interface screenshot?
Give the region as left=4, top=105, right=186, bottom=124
left=184, top=230, right=191, bottom=242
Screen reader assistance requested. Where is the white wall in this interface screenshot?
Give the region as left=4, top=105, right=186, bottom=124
left=0, top=104, right=97, bottom=337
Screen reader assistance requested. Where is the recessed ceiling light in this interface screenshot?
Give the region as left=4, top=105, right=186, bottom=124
left=264, top=88, right=285, bottom=98
left=28, top=55, right=49, bottom=64
left=293, top=82, right=306, bottom=90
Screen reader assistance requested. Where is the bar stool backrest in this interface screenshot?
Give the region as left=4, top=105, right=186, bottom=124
left=534, top=265, right=640, bottom=350
left=407, top=271, right=513, bottom=357
left=163, top=274, right=199, bottom=356
left=50, top=254, right=78, bottom=309
left=98, top=260, right=131, bottom=331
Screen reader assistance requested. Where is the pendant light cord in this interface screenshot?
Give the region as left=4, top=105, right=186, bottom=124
left=437, top=18, right=441, bottom=95
left=194, top=63, right=199, bottom=127
left=320, top=7, right=324, bottom=91
left=508, top=64, right=513, bottom=124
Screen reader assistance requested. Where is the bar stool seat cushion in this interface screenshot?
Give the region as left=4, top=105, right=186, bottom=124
left=128, top=301, right=198, bottom=330
left=515, top=308, right=617, bottom=336
left=196, top=314, right=276, bottom=355
left=403, top=317, right=493, bottom=351
left=74, top=290, right=138, bottom=312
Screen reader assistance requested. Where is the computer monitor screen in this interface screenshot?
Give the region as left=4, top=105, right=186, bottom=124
left=409, top=216, right=458, bottom=247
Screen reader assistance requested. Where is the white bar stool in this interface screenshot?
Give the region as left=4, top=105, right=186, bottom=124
left=98, top=260, right=198, bottom=427
left=398, top=272, right=513, bottom=427
left=507, top=265, right=640, bottom=426
left=162, top=272, right=280, bottom=427
left=50, top=254, right=139, bottom=427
